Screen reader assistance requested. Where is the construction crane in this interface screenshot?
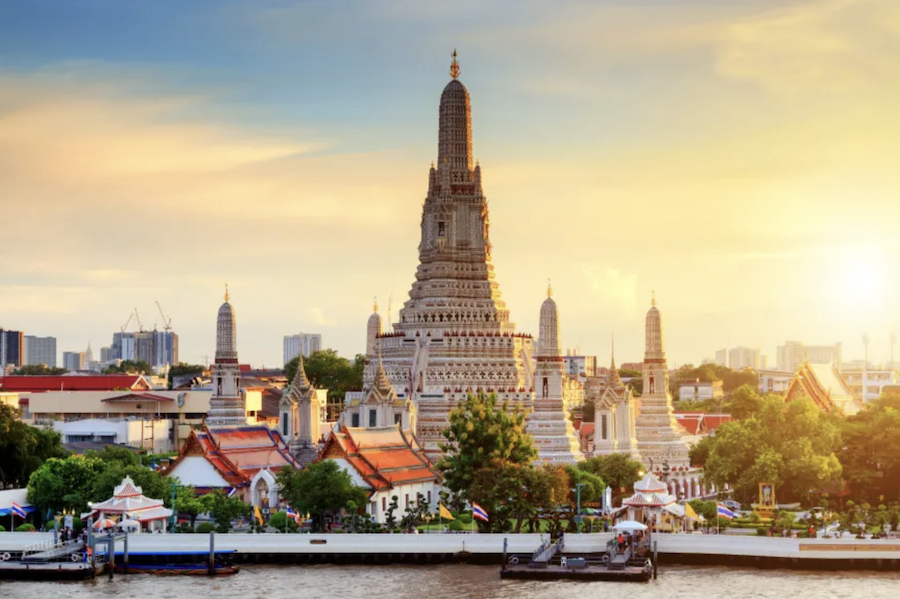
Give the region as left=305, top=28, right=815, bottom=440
left=134, top=308, right=144, bottom=332
left=120, top=312, right=134, bottom=333
left=155, top=301, right=173, bottom=332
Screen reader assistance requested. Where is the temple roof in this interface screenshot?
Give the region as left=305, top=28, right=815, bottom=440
left=321, top=426, right=441, bottom=494
left=0, top=375, right=150, bottom=392
left=785, top=362, right=863, bottom=415
left=89, top=475, right=171, bottom=517
left=163, top=424, right=299, bottom=489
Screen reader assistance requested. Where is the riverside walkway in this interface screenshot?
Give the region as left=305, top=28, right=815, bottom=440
left=1, top=532, right=899, bottom=569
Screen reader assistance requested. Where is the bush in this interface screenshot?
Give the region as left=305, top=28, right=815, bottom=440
left=448, top=520, right=465, bottom=532
left=71, top=517, right=84, bottom=532
left=0, top=525, right=5, bottom=532
left=269, top=511, right=299, bottom=533
left=757, top=528, right=769, bottom=536
left=196, top=522, right=215, bottom=534
left=177, top=522, right=193, bottom=533
left=457, top=513, right=473, bottom=524
left=16, top=523, right=36, bottom=532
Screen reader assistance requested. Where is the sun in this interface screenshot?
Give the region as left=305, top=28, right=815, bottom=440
left=834, top=246, right=887, bottom=308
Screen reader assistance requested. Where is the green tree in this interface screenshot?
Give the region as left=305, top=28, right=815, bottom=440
left=276, top=461, right=368, bottom=532
left=437, top=393, right=536, bottom=500
left=284, top=350, right=365, bottom=420
left=174, top=485, right=206, bottom=528
left=102, top=360, right=154, bottom=375
left=385, top=495, right=399, bottom=531
left=729, top=385, right=764, bottom=420
left=578, top=453, right=643, bottom=502
left=839, top=392, right=900, bottom=501
left=469, top=461, right=537, bottom=533
left=167, top=363, right=207, bottom=389
left=0, top=404, right=67, bottom=488
left=12, top=364, right=68, bottom=375
left=201, top=489, right=249, bottom=532
left=618, top=369, right=643, bottom=396
left=26, top=455, right=106, bottom=513
left=701, top=396, right=842, bottom=504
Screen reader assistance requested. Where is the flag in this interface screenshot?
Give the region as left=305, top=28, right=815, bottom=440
left=439, top=504, right=454, bottom=521
left=254, top=505, right=264, bottom=525
left=685, top=503, right=699, bottom=521
left=472, top=502, right=489, bottom=522
left=11, top=503, right=27, bottom=519
left=285, top=507, right=300, bottom=522
left=716, top=503, right=736, bottom=520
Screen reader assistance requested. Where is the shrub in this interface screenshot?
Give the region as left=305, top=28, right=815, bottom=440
left=196, top=522, right=215, bottom=534
left=0, top=525, right=5, bottom=532
left=757, top=527, right=769, bottom=536
left=177, top=522, right=193, bottom=533
left=16, top=523, right=36, bottom=532
left=457, top=513, right=473, bottom=524
left=269, top=511, right=299, bottom=533
left=71, top=517, right=84, bottom=532
left=448, top=520, right=465, bottom=532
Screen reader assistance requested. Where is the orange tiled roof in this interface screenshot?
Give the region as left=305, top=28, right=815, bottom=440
left=320, top=426, right=441, bottom=495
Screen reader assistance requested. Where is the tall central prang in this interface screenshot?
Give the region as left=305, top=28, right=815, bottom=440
left=367, top=52, right=536, bottom=457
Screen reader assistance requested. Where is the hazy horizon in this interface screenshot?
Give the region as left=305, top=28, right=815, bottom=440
left=2, top=0, right=898, bottom=368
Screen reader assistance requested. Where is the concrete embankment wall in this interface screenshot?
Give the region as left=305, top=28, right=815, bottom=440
left=2, top=532, right=899, bottom=570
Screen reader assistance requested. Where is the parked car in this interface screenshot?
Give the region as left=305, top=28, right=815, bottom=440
left=722, top=500, right=742, bottom=511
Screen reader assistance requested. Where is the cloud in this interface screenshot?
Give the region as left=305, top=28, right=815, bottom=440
left=715, top=0, right=900, bottom=95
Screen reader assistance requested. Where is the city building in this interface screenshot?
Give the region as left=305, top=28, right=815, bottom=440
left=134, top=331, right=155, bottom=366
left=111, top=332, right=135, bottom=362
left=0, top=329, right=25, bottom=368
left=758, top=370, right=793, bottom=394
left=678, top=379, right=724, bottom=402
left=563, top=352, right=597, bottom=383
left=283, top=333, right=323, bottom=364
left=62, top=351, right=85, bottom=371
left=776, top=341, right=842, bottom=373
left=728, top=347, right=762, bottom=370
left=714, top=349, right=727, bottom=367
left=152, top=331, right=179, bottom=369
left=319, top=425, right=442, bottom=524
left=109, top=330, right=178, bottom=369
left=783, top=362, right=863, bottom=415
left=100, top=346, right=111, bottom=363
left=0, top=374, right=152, bottom=393
left=24, top=335, right=57, bottom=368
left=842, top=368, right=897, bottom=403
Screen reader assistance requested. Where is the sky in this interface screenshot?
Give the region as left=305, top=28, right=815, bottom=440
left=1, top=0, right=899, bottom=369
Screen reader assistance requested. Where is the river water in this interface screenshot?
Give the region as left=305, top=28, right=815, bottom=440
left=1, top=564, right=898, bottom=599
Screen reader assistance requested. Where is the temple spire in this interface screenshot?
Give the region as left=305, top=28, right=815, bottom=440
left=450, top=49, right=459, bottom=79
left=547, top=279, right=553, bottom=298
left=651, top=290, right=656, bottom=307
left=224, top=283, right=230, bottom=303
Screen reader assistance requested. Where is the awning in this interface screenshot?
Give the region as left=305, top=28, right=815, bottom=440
left=663, top=503, right=686, bottom=517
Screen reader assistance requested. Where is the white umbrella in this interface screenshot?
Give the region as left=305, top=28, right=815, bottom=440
left=117, top=518, right=141, bottom=532
left=613, top=520, right=648, bottom=532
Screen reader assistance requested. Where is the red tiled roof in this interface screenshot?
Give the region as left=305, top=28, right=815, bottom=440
left=320, top=426, right=441, bottom=494
left=675, top=416, right=703, bottom=435
left=703, top=415, right=732, bottom=431
left=0, top=375, right=149, bottom=392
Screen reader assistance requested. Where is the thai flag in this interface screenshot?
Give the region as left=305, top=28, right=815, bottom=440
left=11, top=502, right=27, bottom=519
left=472, top=502, right=489, bottom=522
left=717, top=503, right=736, bottom=520
left=285, top=507, right=300, bottom=522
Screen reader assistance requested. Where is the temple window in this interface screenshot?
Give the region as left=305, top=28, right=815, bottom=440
left=369, top=409, right=377, bottom=427
left=352, top=413, right=360, bottom=427
left=405, top=494, right=410, bottom=508
left=382, top=497, right=386, bottom=512
left=394, top=413, right=402, bottom=425
left=601, top=414, right=608, bottom=440
left=542, top=377, right=549, bottom=399
left=438, top=221, right=446, bottom=237
left=281, top=413, right=288, bottom=438
left=649, top=376, right=655, bottom=395
left=427, top=490, right=432, bottom=505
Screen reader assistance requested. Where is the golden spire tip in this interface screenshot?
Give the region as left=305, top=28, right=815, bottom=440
left=224, top=283, right=230, bottom=303
left=651, top=290, right=656, bottom=307
left=450, top=48, right=460, bottom=80
left=547, top=279, right=553, bottom=298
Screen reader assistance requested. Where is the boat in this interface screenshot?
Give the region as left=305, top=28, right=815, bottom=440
left=0, top=541, right=99, bottom=581
left=111, top=550, right=240, bottom=576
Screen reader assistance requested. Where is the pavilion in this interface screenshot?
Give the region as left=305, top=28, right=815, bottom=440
left=621, top=472, right=685, bottom=532
left=85, top=475, right=172, bottom=533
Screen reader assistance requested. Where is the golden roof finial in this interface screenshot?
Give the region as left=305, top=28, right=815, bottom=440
left=224, top=283, right=230, bottom=303
left=450, top=48, right=460, bottom=80
left=547, top=279, right=553, bottom=298
left=374, top=296, right=378, bottom=313
left=651, top=290, right=656, bottom=307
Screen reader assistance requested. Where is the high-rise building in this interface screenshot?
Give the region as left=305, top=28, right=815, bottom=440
left=728, top=347, right=762, bottom=370
left=283, top=333, right=322, bottom=364
left=563, top=352, right=597, bottom=383
left=62, top=351, right=85, bottom=371
left=0, top=329, right=25, bottom=368
left=100, top=346, right=111, bottom=363
left=134, top=331, right=155, bottom=366
left=776, top=341, right=842, bottom=373
left=111, top=332, right=135, bottom=362
left=153, top=331, right=179, bottom=368
left=24, top=335, right=57, bottom=367
left=714, top=349, right=727, bottom=367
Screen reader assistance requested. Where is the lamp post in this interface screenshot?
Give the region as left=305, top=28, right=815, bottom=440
left=573, top=483, right=586, bottom=533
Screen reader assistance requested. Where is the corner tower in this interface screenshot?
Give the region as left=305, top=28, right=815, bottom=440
left=207, top=286, right=246, bottom=427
